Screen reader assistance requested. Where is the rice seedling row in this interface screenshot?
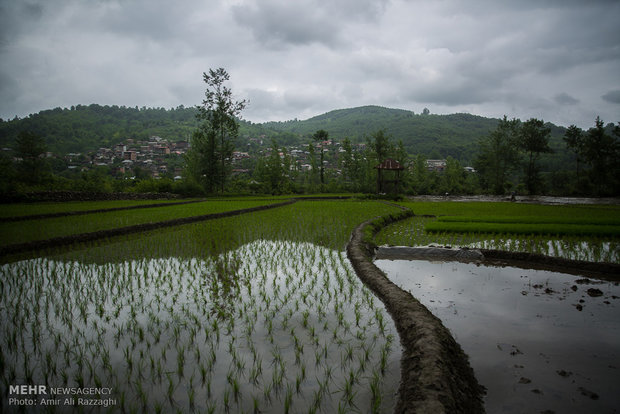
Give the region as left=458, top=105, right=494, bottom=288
left=376, top=216, right=620, bottom=263
left=0, top=199, right=279, bottom=247
left=425, top=220, right=620, bottom=238
left=396, top=201, right=620, bottom=220
left=51, top=200, right=404, bottom=264
left=1, top=200, right=403, bottom=412
left=0, top=199, right=195, bottom=219
left=1, top=240, right=400, bottom=413
left=436, top=215, right=620, bottom=226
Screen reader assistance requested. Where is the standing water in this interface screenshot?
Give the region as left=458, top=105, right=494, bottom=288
left=376, top=258, right=620, bottom=413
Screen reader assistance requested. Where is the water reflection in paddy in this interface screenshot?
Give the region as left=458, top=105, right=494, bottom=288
left=376, top=259, right=620, bottom=414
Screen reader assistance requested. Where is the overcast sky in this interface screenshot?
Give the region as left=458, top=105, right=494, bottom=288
left=1, top=0, right=619, bottom=128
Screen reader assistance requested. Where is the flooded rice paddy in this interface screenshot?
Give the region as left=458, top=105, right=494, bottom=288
left=376, top=258, right=620, bottom=414
left=1, top=241, right=400, bottom=413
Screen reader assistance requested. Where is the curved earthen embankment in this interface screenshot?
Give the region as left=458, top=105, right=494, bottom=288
left=0, top=199, right=296, bottom=259
left=346, top=211, right=485, bottom=414
left=376, top=246, right=620, bottom=282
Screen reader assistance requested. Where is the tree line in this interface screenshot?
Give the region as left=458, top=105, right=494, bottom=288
left=2, top=68, right=619, bottom=199
left=474, top=116, right=620, bottom=197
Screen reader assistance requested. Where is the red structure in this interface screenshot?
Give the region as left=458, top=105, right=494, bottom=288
left=375, top=158, right=404, bottom=193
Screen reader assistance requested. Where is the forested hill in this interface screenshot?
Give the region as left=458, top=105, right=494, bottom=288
left=1, top=104, right=568, bottom=164
left=0, top=105, right=200, bottom=154
left=261, top=106, right=504, bottom=161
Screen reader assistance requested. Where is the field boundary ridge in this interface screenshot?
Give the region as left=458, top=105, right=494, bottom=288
left=347, top=210, right=485, bottom=414
left=0, top=199, right=206, bottom=223
left=0, top=199, right=295, bottom=258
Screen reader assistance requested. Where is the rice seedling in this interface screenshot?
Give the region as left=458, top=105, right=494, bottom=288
left=1, top=200, right=405, bottom=413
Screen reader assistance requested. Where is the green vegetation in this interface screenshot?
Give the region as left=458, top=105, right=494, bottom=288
left=0, top=105, right=199, bottom=154
left=0, top=199, right=196, bottom=218
left=0, top=199, right=404, bottom=413
left=425, top=221, right=620, bottom=238
left=0, top=199, right=277, bottom=246
left=375, top=201, right=620, bottom=263
left=1, top=102, right=617, bottom=198
left=436, top=215, right=620, bottom=226
left=52, top=200, right=403, bottom=263
left=185, top=68, right=247, bottom=194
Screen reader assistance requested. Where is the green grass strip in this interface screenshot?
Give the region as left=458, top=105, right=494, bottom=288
left=425, top=221, right=620, bottom=237
left=47, top=200, right=404, bottom=263
left=0, top=200, right=278, bottom=246
left=437, top=215, right=620, bottom=226
left=0, top=198, right=197, bottom=218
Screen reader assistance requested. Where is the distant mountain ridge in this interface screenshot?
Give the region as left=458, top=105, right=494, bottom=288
left=0, top=104, right=569, bottom=165
left=261, top=105, right=506, bottom=161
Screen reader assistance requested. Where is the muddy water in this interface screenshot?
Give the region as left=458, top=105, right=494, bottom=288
left=375, top=259, right=620, bottom=413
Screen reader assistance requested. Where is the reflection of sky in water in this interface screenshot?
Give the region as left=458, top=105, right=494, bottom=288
left=376, top=259, right=620, bottom=414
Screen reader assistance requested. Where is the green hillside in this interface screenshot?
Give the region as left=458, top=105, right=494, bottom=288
left=262, top=106, right=502, bottom=161
left=1, top=104, right=570, bottom=165
left=0, top=104, right=200, bottom=154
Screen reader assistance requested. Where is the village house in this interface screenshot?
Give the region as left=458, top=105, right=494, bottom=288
left=426, top=159, right=447, bottom=172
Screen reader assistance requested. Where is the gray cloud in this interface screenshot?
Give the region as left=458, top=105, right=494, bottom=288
left=602, top=90, right=620, bottom=104
left=554, top=93, right=579, bottom=105
left=231, top=0, right=388, bottom=48
left=0, top=0, right=619, bottom=128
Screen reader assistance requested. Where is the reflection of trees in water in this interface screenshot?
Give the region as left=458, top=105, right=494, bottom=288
left=208, top=254, right=243, bottom=320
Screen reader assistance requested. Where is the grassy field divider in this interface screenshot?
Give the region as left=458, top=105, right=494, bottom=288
left=426, top=221, right=620, bottom=237
left=0, top=199, right=296, bottom=258
left=347, top=208, right=485, bottom=414
left=0, top=199, right=206, bottom=223
left=437, top=215, right=620, bottom=226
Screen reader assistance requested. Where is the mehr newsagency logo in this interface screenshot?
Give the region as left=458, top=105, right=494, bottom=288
left=8, top=384, right=117, bottom=409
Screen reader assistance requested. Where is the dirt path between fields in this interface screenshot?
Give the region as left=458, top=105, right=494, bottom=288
left=347, top=214, right=486, bottom=414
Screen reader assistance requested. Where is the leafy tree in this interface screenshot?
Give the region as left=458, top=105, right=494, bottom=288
left=563, top=125, right=586, bottom=193
left=14, top=131, right=49, bottom=185
left=255, top=139, right=289, bottom=194
left=440, top=156, right=465, bottom=194
left=474, top=116, right=521, bottom=194
left=393, top=139, right=410, bottom=190
left=563, top=125, right=585, bottom=171
left=518, top=118, right=551, bottom=194
left=411, top=154, right=430, bottom=195
left=369, top=129, right=392, bottom=162
left=582, top=117, right=620, bottom=195
left=185, top=121, right=218, bottom=193
left=0, top=150, right=15, bottom=194
left=186, top=68, right=247, bottom=193
left=312, top=129, right=328, bottom=186
left=339, top=137, right=364, bottom=191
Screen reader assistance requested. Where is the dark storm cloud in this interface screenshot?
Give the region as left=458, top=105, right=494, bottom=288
left=0, top=0, right=619, bottom=128
left=554, top=93, right=579, bottom=106
left=231, top=0, right=388, bottom=48
left=602, top=90, right=620, bottom=104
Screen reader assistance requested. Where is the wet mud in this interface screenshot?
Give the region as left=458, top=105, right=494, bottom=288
left=347, top=217, right=485, bottom=413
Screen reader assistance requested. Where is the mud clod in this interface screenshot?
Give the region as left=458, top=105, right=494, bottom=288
left=578, top=387, right=599, bottom=400
left=587, top=288, right=604, bottom=297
